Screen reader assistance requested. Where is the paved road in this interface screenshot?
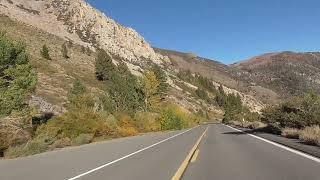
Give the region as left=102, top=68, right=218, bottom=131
left=183, top=124, right=320, bottom=180
left=0, top=124, right=319, bottom=180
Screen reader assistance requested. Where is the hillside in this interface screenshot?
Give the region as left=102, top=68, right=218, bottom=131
left=0, top=0, right=223, bottom=116
left=155, top=48, right=267, bottom=112
left=0, top=0, right=167, bottom=64
left=232, top=51, right=320, bottom=98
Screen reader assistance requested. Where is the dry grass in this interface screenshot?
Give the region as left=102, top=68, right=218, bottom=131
left=281, top=128, right=300, bottom=139
left=249, top=121, right=267, bottom=129
left=133, top=112, right=160, bottom=132
left=118, top=127, right=139, bottom=137
left=299, top=126, right=320, bottom=146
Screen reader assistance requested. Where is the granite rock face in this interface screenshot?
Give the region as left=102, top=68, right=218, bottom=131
left=0, top=0, right=168, bottom=64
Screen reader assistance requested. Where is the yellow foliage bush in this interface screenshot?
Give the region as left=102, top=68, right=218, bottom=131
left=134, top=112, right=160, bottom=132
left=115, top=112, right=139, bottom=137
left=159, top=103, right=199, bottom=130
left=36, top=107, right=112, bottom=140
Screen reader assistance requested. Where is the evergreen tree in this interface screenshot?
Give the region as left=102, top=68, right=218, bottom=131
left=0, top=33, right=37, bottom=116
left=40, top=44, right=51, bottom=60
left=215, top=85, right=226, bottom=107
left=106, top=61, right=144, bottom=112
left=95, top=50, right=115, bottom=81
left=151, top=65, right=168, bottom=96
left=195, top=88, right=209, bottom=102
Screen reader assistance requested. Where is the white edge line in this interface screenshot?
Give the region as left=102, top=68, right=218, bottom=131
left=67, top=126, right=200, bottom=180
left=224, top=124, right=320, bottom=163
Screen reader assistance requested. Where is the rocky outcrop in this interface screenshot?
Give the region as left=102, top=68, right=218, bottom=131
left=0, top=0, right=169, bottom=64
left=28, top=96, right=66, bottom=115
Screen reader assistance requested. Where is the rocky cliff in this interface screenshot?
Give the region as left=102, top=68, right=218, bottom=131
left=0, top=0, right=168, bottom=64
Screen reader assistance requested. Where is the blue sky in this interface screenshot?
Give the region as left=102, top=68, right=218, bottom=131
left=86, top=0, right=320, bottom=64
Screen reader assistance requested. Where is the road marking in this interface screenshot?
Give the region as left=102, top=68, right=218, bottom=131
left=67, top=126, right=200, bottom=180
left=190, top=149, right=200, bottom=163
left=225, top=125, right=320, bottom=163
left=172, top=126, right=208, bottom=180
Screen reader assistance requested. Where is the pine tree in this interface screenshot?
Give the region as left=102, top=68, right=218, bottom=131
left=107, top=62, right=144, bottom=112
left=95, top=50, right=115, bottom=81
left=0, top=33, right=37, bottom=116
left=151, top=65, right=168, bottom=96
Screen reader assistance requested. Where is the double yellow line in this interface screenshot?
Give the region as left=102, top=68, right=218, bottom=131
left=172, top=126, right=208, bottom=180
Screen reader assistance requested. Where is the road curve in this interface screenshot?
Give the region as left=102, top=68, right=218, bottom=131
left=0, top=124, right=319, bottom=180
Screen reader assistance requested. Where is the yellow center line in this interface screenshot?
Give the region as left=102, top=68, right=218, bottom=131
left=190, top=149, right=200, bottom=163
left=171, top=126, right=208, bottom=180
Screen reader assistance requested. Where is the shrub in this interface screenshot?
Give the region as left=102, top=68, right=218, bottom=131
left=102, top=113, right=119, bottom=134
left=73, top=134, right=93, bottom=145
left=260, top=123, right=282, bottom=135
left=133, top=112, right=160, bottom=132
left=299, top=126, right=320, bottom=146
left=35, top=105, right=112, bottom=141
left=68, top=79, right=86, bottom=105
left=119, top=127, right=139, bottom=137
left=241, top=121, right=253, bottom=129
left=5, top=135, right=53, bottom=158
left=116, top=113, right=139, bottom=137
left=40, top=44, right=51, bottom=60
left=244, top=112, right=261, bottom=122
left=261, top=92, right=320, bottom=129
left=249, top=121, right=267, bottom=129
left=159, top=104, right=189, bottom=131
left=50, top=137, right=72, bottom=149
left=281, top=128, right=300, bottom=139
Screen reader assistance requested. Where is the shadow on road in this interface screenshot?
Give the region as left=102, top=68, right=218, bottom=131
left=222, top=131, right=247, bottom=135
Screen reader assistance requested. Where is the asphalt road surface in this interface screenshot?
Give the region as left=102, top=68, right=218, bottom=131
left=0, top=124, right=319, bottom=180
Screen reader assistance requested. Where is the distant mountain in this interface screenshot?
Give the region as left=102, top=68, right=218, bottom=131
left=156, top=48, right=320, bottom=107
left=232, top=51, right=320, bottom=98
left=154, top=48, right=266, bottom=112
